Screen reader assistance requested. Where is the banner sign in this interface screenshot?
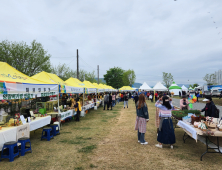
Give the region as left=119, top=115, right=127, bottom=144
left=60, top=110, right=74, bottom=120
left=0, top=82, right=58, bottom=100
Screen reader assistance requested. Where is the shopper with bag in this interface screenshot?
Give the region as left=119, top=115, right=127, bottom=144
left=135, top=94, right=149, bottom=145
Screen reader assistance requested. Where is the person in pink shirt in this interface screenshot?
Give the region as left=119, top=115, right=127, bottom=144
left=180, top=95, right=189, bottom=110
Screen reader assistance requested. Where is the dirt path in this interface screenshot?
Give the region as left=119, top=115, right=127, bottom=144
left=90, top=100, right=222, bottom=170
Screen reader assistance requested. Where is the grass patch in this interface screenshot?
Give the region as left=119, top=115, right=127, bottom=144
left=60, top=139, right=86, bottom=145
left=101, top=120, right=108, bottom=122
left=62, top=132, right=72, bottom=134
left=90, top=164, right=98, bottom=168
left=78, top=145, right=97, bottom=153
left=73, top=127, right=91, bottom=130
left=74, top=167, right=84, bottom=170
left=76, top=136, right=92, bottom=140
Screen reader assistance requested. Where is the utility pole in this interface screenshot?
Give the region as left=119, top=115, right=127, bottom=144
left=97, top=65, right=99, bottom=84
left=77, top=49, right=79, bottom=79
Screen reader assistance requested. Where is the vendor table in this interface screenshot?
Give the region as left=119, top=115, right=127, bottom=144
left=0, top=116, right=51, bottom=151
left=177, top=120, right=222, bottom=161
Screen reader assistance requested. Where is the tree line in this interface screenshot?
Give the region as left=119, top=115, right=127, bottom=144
left=0, top=40, right=135, bottom=86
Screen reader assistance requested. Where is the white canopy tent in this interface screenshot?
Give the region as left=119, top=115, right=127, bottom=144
left=139, top=82, right=153, bottom=91
left=153, top=82, right=168, bottom=91
left=181, top=85, right=188, bottom=92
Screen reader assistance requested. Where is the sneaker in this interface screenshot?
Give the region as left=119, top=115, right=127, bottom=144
left=138, top=140, right=140, bottom=143
left=170, top=145, right=173, bottom=149
left=124, top=107, right=125, bottom=109
left=155, top=144, right=162, bottom=148
left=141, top=142, right=148, bottom=145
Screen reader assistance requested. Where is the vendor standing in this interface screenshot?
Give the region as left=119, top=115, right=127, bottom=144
left=155, top=96, right=175, bottom=149
left=199, top=97, right=218, bottom=118
left=180, top=95, right=189, bottom=110
left=62, top=93, right=67, bottom=108
left=74, top=98, right=82, bottom=122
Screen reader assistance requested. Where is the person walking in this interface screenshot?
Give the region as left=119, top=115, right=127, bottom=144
left=155, top=96, right=176, bottom=149
left=124, top=93, right=129, bottom=109
left=121, top=93, right=124, bottom=102
left=133, top=92, right=139, bottom=106
left=108, top=93, right=112, bottom=110
left=74, top=98, right=82, bottom=122
left=103, top=93, right=109, bottom=110
left=135, top=94, right=149, bottom=145
left=149, top=92, right=153, bottom=102
left=112, top=93, right=116, bottom=107
left=180, top=95, right=189, bottom=110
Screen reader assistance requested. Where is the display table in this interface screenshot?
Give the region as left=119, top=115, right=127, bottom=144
left=0, top=116, right=51, bottom=151
left=177, top=120, right=222, bottom=160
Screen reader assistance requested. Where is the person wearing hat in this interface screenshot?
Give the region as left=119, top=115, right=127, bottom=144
left=199, top=97, right=218, bottom=118
left=180, top=95, right=189, bottom=110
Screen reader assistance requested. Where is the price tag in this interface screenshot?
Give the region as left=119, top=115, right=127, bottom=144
left=20, top=115, right=26, bottom=125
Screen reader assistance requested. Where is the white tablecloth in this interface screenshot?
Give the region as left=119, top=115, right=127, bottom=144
left=29, top=116, right=51, bottom=131
left=60, top=110, right=74, bottom=120
left=0, top=116, right=51, bottom=150
left=177, top=121, right=197, bottom=140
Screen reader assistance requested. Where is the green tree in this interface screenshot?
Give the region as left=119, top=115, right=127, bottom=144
left=189, top=83, right=199, bottom=89
left=104, top=67, right=124, bottom=89
left=51, top=63, right=96, bottom=83
left=162, top=72, right=174, bottom=88
left=51, top=63, right=71, bottom=81
left=203, top=74, right=216, bottom=85
left=0, top=40, right=52, bottom=76
left=122, top=69, right=136, bottom=86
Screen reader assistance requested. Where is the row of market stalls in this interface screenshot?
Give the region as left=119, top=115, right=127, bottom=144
left=137, top=82, right=189, bottom=95
left=0, top=62, right=118, bottom=150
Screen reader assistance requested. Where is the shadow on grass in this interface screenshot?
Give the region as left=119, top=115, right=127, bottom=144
left=59, top=139, right=86, bottom=145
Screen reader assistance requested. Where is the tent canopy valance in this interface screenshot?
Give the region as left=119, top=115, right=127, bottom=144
left=0, top=62, right=58, bottom=100
left=32, top=72, right=83, bottom=94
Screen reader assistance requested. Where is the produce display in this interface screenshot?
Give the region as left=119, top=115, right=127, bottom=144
left=172, top=110, right=201, bottom=120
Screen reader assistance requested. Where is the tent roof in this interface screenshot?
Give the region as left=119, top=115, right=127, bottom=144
left=0, top=62, right=53, bottom=84
left=32, top=71, right=65, bottom=85
left=153, top=82, right=167, bottom=91
left=139, top=82, right=152, bottom=90
left=169, top=82, right=182, bottom=90
left=181, top=85, right=188, bottom=90
left=65, top=78, right=88, bottom=88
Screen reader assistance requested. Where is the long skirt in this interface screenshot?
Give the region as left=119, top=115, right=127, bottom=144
left=157, top=118, right=175, bottom=144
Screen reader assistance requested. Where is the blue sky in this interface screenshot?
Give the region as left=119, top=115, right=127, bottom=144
left=0, top=0, right=222, bottom=86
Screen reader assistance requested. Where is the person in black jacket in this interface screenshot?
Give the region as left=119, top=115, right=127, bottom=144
left=108, top=93, right=112, bottom=110
left=199, top=97, right=218, bottom=118
left=135, top=94, right=149, bottom=145
left=124, top=93, right=129, bottom=109
left=133, top=93, right=139, bottom=106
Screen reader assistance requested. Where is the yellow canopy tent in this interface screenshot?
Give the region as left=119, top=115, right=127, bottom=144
left=65, top=78, right=96, bottom=94
left=32, top=72, right=83, bottom=93
left=0, top=62, right=58, bottom=100
left=119, top=86, right=134, bottom=91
